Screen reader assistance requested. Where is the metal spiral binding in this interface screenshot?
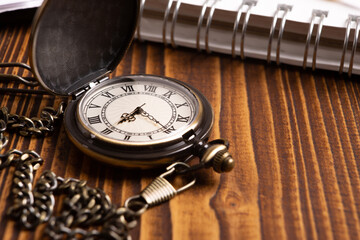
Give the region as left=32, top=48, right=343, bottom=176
left=196, top=0, right=211, bottom=51
left=142, top=1, right=359, bottom=75
left=231, top=0, right=257, bottom=59
left=339, top=15, right=353, bottom=74
left=303, top=10, right=328, bottom=70
left=347, top=16, right=360, bottom=76
left=162, top=0, right=175, bottom=46
left=136, top=0, right=147, bottom=41
left=267, top=4, right=292, bottom=64
left=204, top=0, right=220, bottom=54
left=170, top=0, right=182, bottom=48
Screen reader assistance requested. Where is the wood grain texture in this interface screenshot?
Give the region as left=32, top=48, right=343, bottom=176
left=1, top=23, right=360, bottom=240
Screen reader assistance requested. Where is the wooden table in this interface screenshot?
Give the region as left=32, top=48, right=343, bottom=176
left=1, top=22, right=360, bottom=240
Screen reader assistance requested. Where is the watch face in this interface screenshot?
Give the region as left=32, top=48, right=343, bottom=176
left=77, top=76, right=202, bottom=146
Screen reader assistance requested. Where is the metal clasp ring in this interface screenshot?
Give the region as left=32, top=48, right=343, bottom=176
left=139, top=162, right=196, bottom=207
left=160, top=162, right=196, bottom=193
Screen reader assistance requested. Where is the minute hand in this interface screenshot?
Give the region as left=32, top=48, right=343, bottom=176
left=138, top=108, right=166, bottom=129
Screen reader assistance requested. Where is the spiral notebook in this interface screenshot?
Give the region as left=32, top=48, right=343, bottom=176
left=138, top=0, right=360, bottom=76
left=1, top=0, right=360, bottom=75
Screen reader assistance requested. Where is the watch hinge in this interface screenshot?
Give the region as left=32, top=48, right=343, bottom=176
left=72, top=76, right=110, bottom=99
left=182, top=129, right=196, bottom=142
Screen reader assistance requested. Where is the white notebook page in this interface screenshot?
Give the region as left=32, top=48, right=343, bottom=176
left=0, top=0, right=42, bottom=14
left=1, top=0, right=360, bottom=74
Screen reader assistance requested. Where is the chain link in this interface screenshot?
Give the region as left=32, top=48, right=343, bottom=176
left=0, top=103, right=147, bottom=239
left=43, top=174, right=145, bottom=240
left=0, top=103, right=66, bottom=138
left=0, top=148, right=144, bottom=239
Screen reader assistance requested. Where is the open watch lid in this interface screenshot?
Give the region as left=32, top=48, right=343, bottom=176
left=29, top=0, right=139, bottom=96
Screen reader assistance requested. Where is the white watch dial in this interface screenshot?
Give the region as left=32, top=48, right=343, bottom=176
left=77, top=79, right=200, bottom=144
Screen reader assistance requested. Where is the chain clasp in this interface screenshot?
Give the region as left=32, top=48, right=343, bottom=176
left=140, top=162, right=196, bottom=207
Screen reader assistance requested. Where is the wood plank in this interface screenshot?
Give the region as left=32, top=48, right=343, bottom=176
left=301, top=72, right=349, bottom=240
left=164, top=47, right=221, bottom=240
left=0, top=23, right=360, bottom=240
left=265, top=67, right=306, bottom=240
left=283, top=69, right=318, bottom=240
left=245, top=63, right=287, bottom=240
left=215, top=58, right=261, bottom=240
left=316, top=76, right=360, bottom=239
left=288, top=71, right=334, bottom=240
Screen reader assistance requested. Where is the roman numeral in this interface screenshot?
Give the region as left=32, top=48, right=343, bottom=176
left=148, top=135, right=153, bottom=140
left=89, top=103, right=101, bottom=109
left=144, top=85, right=157, bottom=93
left=124, top=135, right=131, bottom=141
left=121, top=85, right=135, bottom=92
left=163, top=91, right=176, bottom=99
left=176, top=114, right=190, bottom=123
left=101, top=92, right=115, bottom=98
left=175, top=102, right=189, bottom=108
left=101, top=128, right=113, bottom=135
left=88, top=115, right=101, bottom=124
left=164, top=126, right=176, bottom=134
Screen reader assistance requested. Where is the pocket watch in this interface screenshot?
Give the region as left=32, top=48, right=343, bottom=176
left=64, top=74, right=215, bottom=167
left=25, top=0, right=234, bottom=169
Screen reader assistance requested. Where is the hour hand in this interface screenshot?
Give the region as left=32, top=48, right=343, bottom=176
left=117, top=113, right=136, bottom=124
left=117, top=103, right=146, bottom=124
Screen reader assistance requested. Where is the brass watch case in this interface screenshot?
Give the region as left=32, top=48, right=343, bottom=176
left=64, top=75, right=214, bottom=168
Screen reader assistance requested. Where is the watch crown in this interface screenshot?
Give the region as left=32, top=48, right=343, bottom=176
left=212, top=149, right=234, bottom=173
left=199, top=140, right=235, bottom=173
